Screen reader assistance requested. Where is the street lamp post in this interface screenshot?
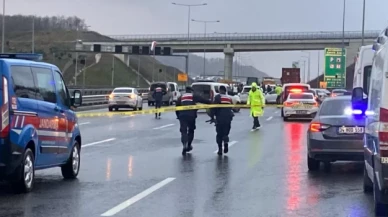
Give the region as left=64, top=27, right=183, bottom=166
left=2, top=0, right=5, bottom=53
left=191, top=19, right=219, bottom=77
left=301, top=54, right=310, bottom=83
left=172, top=2, right=207, bottom=79
left=361, top=0, right=366, bottom=46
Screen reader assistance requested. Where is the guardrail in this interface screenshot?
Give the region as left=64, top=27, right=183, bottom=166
left=68, top=88, right=150, bottom=96
left=107, top=30, right=380, bottom=42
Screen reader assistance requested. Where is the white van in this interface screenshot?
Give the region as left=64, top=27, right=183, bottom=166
left=352, top=45, right=374, bottom=95
left=191, top=81, right=241, bottom=112
left=357, top=39, right=388, bottom=216
left=167, top=82, right=181, bottom=104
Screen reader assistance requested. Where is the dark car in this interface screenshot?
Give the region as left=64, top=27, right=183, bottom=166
left=307, top=96, right=365, bottom=171
left=331, top=89, right=348, bottom=97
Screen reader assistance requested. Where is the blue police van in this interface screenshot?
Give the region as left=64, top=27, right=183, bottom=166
left=0, top=54, right=82, bottom=193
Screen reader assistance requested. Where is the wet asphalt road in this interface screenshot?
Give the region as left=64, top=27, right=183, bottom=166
left=0, top=104, right=376, bottom=217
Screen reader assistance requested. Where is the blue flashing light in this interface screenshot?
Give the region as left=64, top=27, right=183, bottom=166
left=0, top=53, right=43, bottom=61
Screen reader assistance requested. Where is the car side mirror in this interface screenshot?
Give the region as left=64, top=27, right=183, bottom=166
left=72, top=90, right=82, bottom=107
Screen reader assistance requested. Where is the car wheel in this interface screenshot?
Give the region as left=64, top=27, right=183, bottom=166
left=148, top=101, right=151, bottom=106
left=61, top=142, right=80, bottom=179
left=307, top=154, right=319, bottom=171
left=283, top=117, right=288, bottom=121
left=108, top=107, right=112, bottom=112
left=374, top=172, right=388, bottom=216
left=281, top=108, right=284, bottom=117
left=115, top=108, right=119, bottom=111
left=363, top=165, right=373, bottom=193
left=11, top=148, right=35, bottom=193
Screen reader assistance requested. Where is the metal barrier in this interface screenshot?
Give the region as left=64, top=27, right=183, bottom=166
left=107, top=30, right=380, bottom=42
left=81, top=93, right=149, bottom=106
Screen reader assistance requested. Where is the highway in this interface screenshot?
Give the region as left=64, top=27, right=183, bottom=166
left=0, top=104, right=375, bottom=217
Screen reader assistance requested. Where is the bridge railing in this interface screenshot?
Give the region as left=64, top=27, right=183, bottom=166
left=108, top=30, right=380, bottom=42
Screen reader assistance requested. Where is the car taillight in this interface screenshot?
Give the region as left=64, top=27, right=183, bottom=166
left=378, top=108, right=388, bottom=154
left=284, top=101, right=294, bottom=107
left=331, top=93, right=337, bottom=97
left=109, top=94, right=113, bottom=99
left=0, top=76, right=9, bottom=138
left=313, top=101, right=319, bottom=107
left=309, top=122, right=330, bottom=132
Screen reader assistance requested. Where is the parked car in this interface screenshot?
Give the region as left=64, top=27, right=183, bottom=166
left=108, top=87, right=143, bottom=111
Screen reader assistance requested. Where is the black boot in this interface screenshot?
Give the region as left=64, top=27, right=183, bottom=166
left=155, top=113, right=158, bottom=119
left=182, top=142, right=188, bottom=155
left=224, top=143, right=229, bottom=154
left=187, top=143, right=193, bottom=152
left=217, top=144, right=223, bottom=156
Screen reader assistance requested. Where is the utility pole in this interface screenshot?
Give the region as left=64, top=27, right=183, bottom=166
left=32, top=16, right=35, bottom=53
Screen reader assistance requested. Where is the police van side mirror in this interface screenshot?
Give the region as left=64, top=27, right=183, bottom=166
left=72, top=90, right=82, bottom=107
left=351, top=87, right=367, bottom=112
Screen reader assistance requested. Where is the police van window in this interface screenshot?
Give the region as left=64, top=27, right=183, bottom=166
left=169, top=83, right=175, bottom=91
left=53, top=70, right=70, bottom=107
left=150, top=83, right=166, bottom=91
left=11, top=66, right=36, bottom=99
left=31, top=67, right=56, bottom=103
left=363, top=65, right=372, bottom=95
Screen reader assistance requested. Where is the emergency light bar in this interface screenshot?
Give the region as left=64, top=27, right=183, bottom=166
left=0, top=53, right=43, bottom=61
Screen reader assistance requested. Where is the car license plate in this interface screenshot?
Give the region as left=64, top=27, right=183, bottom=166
left=117, top=101, right=126, bottom=104
left=296, top=110, right=307, bottom=114
left=338, top=126, right=364, bottom=134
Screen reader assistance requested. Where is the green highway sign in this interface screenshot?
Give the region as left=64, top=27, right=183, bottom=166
left=324, top=48, right=346, bottom=88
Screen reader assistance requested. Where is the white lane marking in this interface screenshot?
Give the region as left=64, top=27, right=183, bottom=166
left=266, top=116, right=273, bottom=121
left=274, top=111, right=279, bottom=114
left=83, top=138, right=116, bottom=148
left=213, top=141, right=238, bottom=153
left=153, top=124, right=175, bottom=130
left=101, top=177, right=176, bottom=216
left=79, top=122, right=90, bottom=125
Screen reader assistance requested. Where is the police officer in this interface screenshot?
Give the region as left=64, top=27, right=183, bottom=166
left=209, top=86, right=234, bottom=156
left=247, top=82, right=265, bottom=130
left=152, top=86, right=166, bottom=119
left=275, top=84, right=282, bottom=105
left=176, top=86, right=211, bottom=155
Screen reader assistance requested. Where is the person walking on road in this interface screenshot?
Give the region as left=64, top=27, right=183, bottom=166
left=209, top=86, right=234, bottom=156
left=275, top=84, right=282, bottom=105
left=152, top=86, right=166, bottom=119
left=176, top=86, right=211, bottom=155
left=247, top=82, right=265, bottom=130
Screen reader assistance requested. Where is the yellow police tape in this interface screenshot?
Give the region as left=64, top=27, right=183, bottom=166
left=76, top=104, right=284, bottom=118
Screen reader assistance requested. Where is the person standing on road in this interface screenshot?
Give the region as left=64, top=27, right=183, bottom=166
left=176, top=86, right=211, bottom=155
left=152, top=86, right=166, bottom=119
left=247, top=82, right=265, bottom=130
left=275, top=85, right=282, bottom=105
left=209, top=86, right=234, bottom=156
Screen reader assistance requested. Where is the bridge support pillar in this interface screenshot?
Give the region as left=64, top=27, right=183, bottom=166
left=224, top=47, right=234, bottom=80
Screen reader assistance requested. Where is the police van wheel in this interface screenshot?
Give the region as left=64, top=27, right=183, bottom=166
left=11, top=148, right=35, bottom=193
left=61, top=142, right=80, bottom=179
left=108, top=107, right=113, bottom=112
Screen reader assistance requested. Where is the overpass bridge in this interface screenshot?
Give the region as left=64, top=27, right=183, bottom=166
left=81, top=30, right=380, bottom=80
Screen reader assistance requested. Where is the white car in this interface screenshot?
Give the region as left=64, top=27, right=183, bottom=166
left=265, top=90, right=278, bottom=104
left=282, top=92, right=319, bottom=121
left=167, top=82, right=181, bottom=104
left=108, top=87, right=143, bottom=111
left=239, top=86, right=251, bottom=104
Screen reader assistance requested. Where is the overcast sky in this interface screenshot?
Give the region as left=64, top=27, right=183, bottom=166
left=5, top=0, right=388, bottom=78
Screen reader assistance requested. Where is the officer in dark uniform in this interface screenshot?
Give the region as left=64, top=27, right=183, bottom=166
left=209, top=86, right=234, bottom=156
left=176, top=86, right=211, bottom=155
left=152, top=86, right=166, bottom=119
